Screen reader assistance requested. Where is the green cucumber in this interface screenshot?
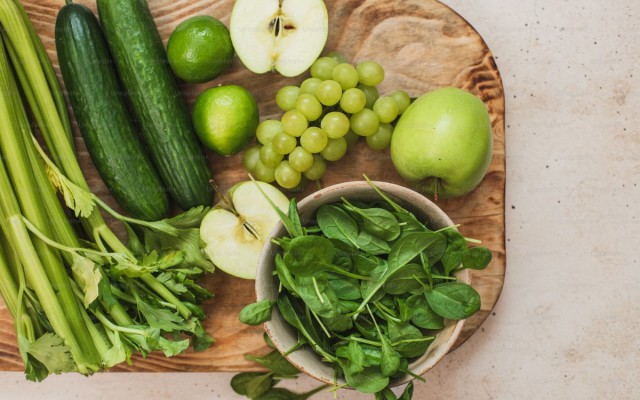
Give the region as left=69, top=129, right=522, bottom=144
left=55, top=2, right=169, bottom=221
left=96, top=0, right=213, bottom=210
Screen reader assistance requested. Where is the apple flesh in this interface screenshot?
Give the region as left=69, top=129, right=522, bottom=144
left=230, top=0, right=328, bottom=77
left=390, top=87, right=493, bottom=199
left=200, top=181, right=289, bottom=279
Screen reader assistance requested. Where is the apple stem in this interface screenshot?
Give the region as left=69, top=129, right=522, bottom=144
left=434, top=179, right=440, bottom=201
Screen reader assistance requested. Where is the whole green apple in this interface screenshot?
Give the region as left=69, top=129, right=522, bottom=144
left=390, top=87, right=493, bottom=199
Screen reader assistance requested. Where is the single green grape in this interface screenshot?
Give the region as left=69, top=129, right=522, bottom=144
left=340, top=88, right=366, bottom=114
left=259, top=142, right=284, bottom=167
left=288, top=146, right=314, bottom=172
left=281, top=110, right=308, bottom=137
left=254, top=159, right=276, bottom=183
left=256, top=120, right=283, bottom=145
left=295, top=93, right=323, bottom=122
left=389, top=90, right=411, bottom=114
left=275, top=160, right=302, bottom=189
left=357, top=84, right=379, bottom=109
left=321, top=112, right=350, bottom=139
left=332, top=63, right=359, bottom=90
left=276, top=86, right=300, bottom=112
left=366, top=123, right=393, bottom=151
left=315, top=80, right=342, bottom=106
left=272, top=132, right=297, bottom=155
left=242, top=144, right=262, bottom=172
left=321, top=137, right=348, bottom=161
left=303, top=155, right=327, bottom=181
left=310, top=57, right=339, bottom=80
left=300, top=78, right=323, bottom=95
left=344, top=130, right=360, bottom=147
left=350, top=108, right=380, bottom=137
left=373, top=96, right=399, bottom=123
left=300, top=127, right=328, bottom=153
left=356, top=61, right=385, bottom=86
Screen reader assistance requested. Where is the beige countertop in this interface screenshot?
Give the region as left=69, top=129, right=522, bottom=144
left=2, top=0, right=639, bottom=399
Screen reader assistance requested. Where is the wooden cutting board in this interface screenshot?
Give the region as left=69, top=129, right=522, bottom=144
left=0, top=0, right=505, bottom=372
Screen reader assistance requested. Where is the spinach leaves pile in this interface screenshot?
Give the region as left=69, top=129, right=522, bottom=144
left=235, top=180, right=491, bottom=399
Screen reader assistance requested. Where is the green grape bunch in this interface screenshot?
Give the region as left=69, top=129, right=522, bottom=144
left=244, top=55, right=411, bottom=189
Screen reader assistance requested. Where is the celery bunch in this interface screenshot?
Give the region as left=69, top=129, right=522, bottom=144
left=0, top=0, right=214, bottom=381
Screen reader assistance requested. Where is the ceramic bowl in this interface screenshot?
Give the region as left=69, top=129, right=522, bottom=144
left=255, top=181, right=470, bottom=388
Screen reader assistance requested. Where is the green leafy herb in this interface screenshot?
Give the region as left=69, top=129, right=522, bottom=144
left=317, top=204, right=359, bottom=247
left=245, top=349, right=300, bottom=377
left=342, top=199, right=401, bottom=241
left=239, top=300, right=275, bottom=326
left=231, top=371, right=274, bottom=399
left=426, top=282, right=481, bottom=320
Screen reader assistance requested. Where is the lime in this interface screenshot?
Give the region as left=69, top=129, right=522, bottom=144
left=167, top=16, right=234, bottom=83
left=192, top=85, right=259, bottom=156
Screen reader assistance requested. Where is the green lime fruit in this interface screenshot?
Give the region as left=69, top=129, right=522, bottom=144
left=192, top=85, right=259, bottom=156
left=390, top=87, right=493, bottom=199
left=167, top=15, right=234, bottom=83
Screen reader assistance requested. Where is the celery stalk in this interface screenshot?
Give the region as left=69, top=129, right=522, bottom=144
left=9, top=0, right=74, bottom=145
left=0, top=0, right=189, bottom=319
left=0, top=0, right=68, bottom=166
left=0, top=233, right=19, bottom=319
left=0, top=33, right=101, bottom=369
left=0, top=160, right=87, bottom=373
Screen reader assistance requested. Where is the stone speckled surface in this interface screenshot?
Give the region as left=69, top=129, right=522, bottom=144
left=1, top=0, right=639, bottom=398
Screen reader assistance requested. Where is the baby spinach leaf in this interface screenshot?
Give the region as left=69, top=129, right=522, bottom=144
left=275, top=254, right=297, bottom=294
left=283, top=236, right=334, bottom=276
left=440, top=229, right=467, bottom=275
left=380, top=337, right=401, bottom=377
left=230, top=372, right=273, bottom=398
left=376, top=388, right=398, bottom=400
left=394, top=298, right=412, bottom=323
left=321, top=314, right=353, bottom=333
left=383, top=263, right=427, bottom=295
left=343, top=200, right=401, bottom=241
left=400, top=382, right=414, bottom=400
left=288, top=198, right=304, bottom=238
left=329, top=278, right=362, bottom=301
left=426, top=282, right=481, bottom=320
left=462, top=247, right=492, bottom=270
left=345, top=339, right=366, bottom=375
left=344, top=365, right=390, bottom=394
left=388, top=232, right=447, bottom=271
left=296, top=275, right=340, bottom=318
left=355, top=319, right=380, bottom=342
left=356, top=230, right=391, bottom=255
left=245, top=350, right=300, bottom=377
left=406, top=294, right=444, bottom=330
left=359, top=260, right=389, bottom=305
left=277, top=293, right=336, bottom=361
left=393, top=212, right=427, bottom=233
left=317, top=205, right=359, bottom=247
left=353, top=254, right=379, bottom=275
left=239, top=300, right=274, bottom=326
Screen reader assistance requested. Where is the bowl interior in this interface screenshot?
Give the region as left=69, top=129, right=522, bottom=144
left=255, top=181, right=470, bottom=387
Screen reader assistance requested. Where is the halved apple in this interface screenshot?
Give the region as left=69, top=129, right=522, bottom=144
left=200, top=181, right=289, bottom=279
left=230, top=0, right=329, bottom=77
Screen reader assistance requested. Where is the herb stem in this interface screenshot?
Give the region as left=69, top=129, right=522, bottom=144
left=312, top=277, right=325, bottom=304
left=432, top=274, right=457, bottom=281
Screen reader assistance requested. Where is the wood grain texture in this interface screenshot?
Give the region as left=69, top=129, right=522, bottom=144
left=0, top=0, right=505, bottom=372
